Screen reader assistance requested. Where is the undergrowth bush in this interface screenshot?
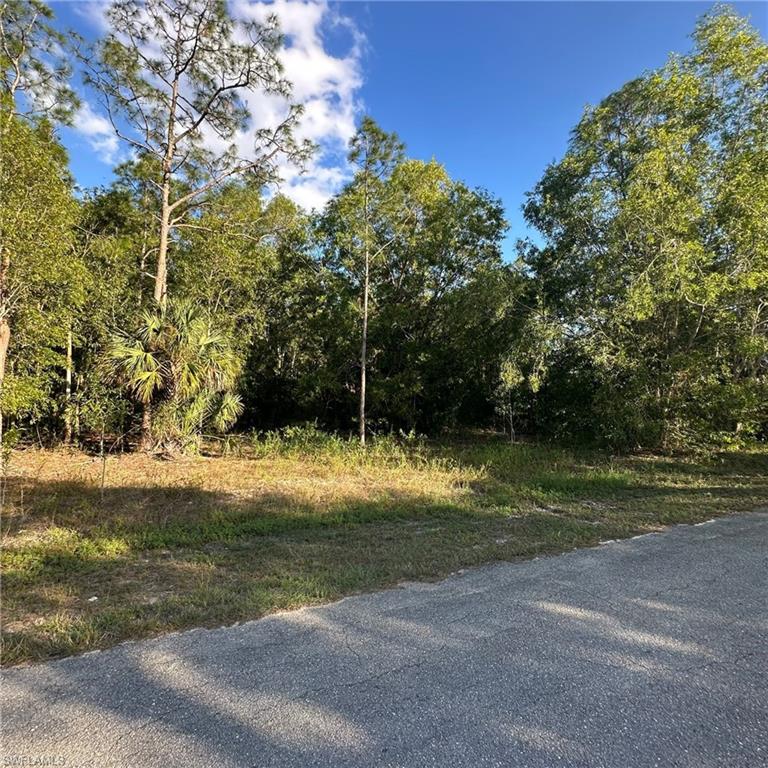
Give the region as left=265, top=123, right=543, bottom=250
left=218, top=423, right=451, bottom=470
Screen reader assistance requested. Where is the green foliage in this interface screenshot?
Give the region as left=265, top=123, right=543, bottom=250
left=521, top=6, right=768, bottom=449
left=1, top=3, right=764, bottom=455
left=0, top=112, right=85, bottom=423
left=0, top=0, right=79, bottom=122
left=82, top=0, right=312, bottom=304
left=107, top=301, right=243, bottom=451
left=175, top=188, right=303, bottom=345
left=321, top=119, right=510, bottom=433
left=244, top=422, right=435, bottom=467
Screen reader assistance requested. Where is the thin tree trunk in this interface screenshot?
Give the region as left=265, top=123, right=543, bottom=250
left=359, top=247, right=369, bottom=447
left=154, top=72, right=179, bottom=306
left=0, top=319, right=9, bottom=388
left=145, top=176, right=168, bottom=446
left=358, top=168, right=372, bottom=448
left=0, top=320, right=7, bottom=488
left=149, top=76, right=179, bottom=438
left=139, top=403, right=153, bottom=452
left=99, top=418, right=107, bottom=505
left=64, top=329, right=73, bottom=443
left=155, top=174, right=171, bottom=304
left=0, top=240, right=11, bottom=478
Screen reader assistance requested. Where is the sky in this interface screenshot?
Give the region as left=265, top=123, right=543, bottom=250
left=52, top=0, right=768, bottom=257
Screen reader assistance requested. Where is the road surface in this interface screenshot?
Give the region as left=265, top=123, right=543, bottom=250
left=2, top=512, right=767, bottom=767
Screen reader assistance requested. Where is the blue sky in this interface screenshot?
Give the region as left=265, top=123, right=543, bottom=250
left=53, top=1, right=767, bottom=256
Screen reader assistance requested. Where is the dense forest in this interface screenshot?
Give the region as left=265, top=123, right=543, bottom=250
left=1, top=0, right=766, bottom=455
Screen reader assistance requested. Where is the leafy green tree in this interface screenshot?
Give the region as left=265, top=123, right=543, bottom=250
left=85, top=0, right=311, bottom=305
left=321, top=117, right=406, bottom=444
left=496, top=297, right=563, bottom=440
left=67, top=181, right=155, bottom=443
left=107, top=300, right=242, bottom=452
left=367, top=177, right=508, bottom=431
left=0, top=0, right=78, bottom=124
left=0, top=114, right=84, bottom=444
left=175, top=186, right=302, bottom=347
left=323, top=125, right=510, bottom=434
left=240, top=221, right=356, bottom=430
left=494, top=358, right=524, bottom=443
left=424, top=264, right=523, bottom=431
left=0, top=0, right=82, bottom=456
left=523, top=6, right=768, bottom=448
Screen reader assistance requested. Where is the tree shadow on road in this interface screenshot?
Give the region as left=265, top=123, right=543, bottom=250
left=3, top=513, right=766, bottom=766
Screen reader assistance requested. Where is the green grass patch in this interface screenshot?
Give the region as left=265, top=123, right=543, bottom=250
left=2, top=438, right=766, bottom=665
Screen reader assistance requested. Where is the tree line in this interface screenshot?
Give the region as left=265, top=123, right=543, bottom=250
left=1, top=0, right=766, bottom=454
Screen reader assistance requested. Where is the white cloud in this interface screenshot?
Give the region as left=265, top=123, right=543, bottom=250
left=71, top=1, right=111, bottom=35
left=73, top=0, right=364, bottom=210
left=230, top=0, right=365, bottom=211
left=73, top=101, right=120, bottom=165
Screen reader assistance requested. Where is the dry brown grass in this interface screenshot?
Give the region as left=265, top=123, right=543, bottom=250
left=2, top=439, right=766, bottom=665
left=5, top=447, right=475, bottom=536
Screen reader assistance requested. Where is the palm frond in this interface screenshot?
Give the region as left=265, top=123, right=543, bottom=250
left=210, top=392, right=244, bottom=432
left=108, top=298, right=243, bottom=447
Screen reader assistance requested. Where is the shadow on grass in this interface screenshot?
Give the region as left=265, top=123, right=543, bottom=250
left=3, top=509, right=765, bottom=766
left=447, top=443, right=768, bottom=505
left=1, top=477, right=636, bottom=665
left=2, top=442, right=766, bottom=666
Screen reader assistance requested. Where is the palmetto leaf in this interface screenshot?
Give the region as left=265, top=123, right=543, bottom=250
left=132, top=369, right=165, bottom=404
left=211, top=392, right=243, bottom=432
left=107, top=336, right=165, bottom=403
left=181, top=391, right=215, bottom=433
left=107, top=298, right=242, bottom=444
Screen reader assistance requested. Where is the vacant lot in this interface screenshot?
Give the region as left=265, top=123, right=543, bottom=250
left=2, top=437, right=766, bottom=665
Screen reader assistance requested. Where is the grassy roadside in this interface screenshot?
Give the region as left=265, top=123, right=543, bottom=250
left=2, top=435, right=766, bottom=666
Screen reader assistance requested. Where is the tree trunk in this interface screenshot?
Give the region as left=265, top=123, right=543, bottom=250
left=139, top=403, right=153, bottom=452
left=0, top=318, right=9, bottom=390
left=64, top=329, right=73, bottom=444
left=150, top=83, right=178, bottom=434
left=154, top=70, right=179, bottom=306
left=359, top=247, right=369, bottom=447
left=154, top=172, right=171, bottom=304
left=0, top=317, right=9, bottom=478
left=0, top=239, right=11, bottom=476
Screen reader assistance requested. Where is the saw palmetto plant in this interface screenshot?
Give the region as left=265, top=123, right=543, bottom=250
left=107, top=300, right=243, bottom=452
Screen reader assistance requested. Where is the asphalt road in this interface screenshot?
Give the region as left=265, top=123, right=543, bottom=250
left=2, top=512, right=767, bottom=768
